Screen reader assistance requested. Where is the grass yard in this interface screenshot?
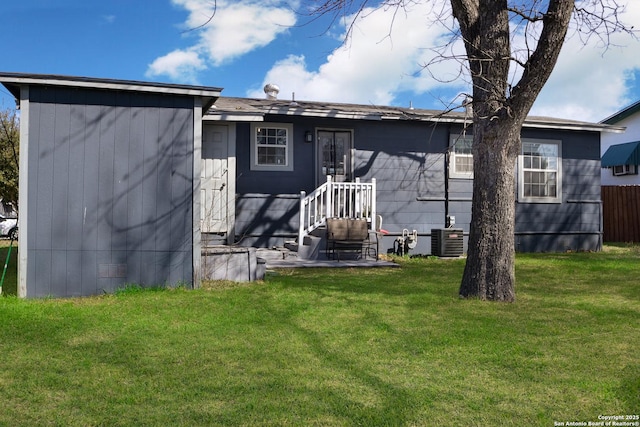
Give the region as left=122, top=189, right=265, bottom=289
left=0, top=239, right=17, bottom=296
left=0, top=244, right=638, bottom=426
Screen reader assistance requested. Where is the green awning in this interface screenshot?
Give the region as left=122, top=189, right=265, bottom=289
left=601, top=141, right=640, bottom=168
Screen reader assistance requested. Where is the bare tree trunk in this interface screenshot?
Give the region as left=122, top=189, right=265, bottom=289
left=459, top=119, right=520, bottom=301
left=452, top=0, right=518, bottom=301
left=452, top=0, right=574, bottom=301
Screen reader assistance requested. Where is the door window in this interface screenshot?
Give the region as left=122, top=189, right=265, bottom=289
left=318, top=130, right=352, bottom=184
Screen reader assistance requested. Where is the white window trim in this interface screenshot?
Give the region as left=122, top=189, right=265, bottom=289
left=518, top=138, right=562, bottom=204
left=449, top=134, right=474, bottom=179
left=612, top=164, right=638, bottom=176
left=250, top=122, right=294, bottom=171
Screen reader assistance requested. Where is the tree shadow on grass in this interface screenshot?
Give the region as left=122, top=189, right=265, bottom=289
left=287, top=319, right=433, bottom=425
left=271, top=261, right=464, bottom=298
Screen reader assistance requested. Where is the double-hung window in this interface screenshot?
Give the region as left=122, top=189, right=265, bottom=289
left=449, top=134, right=474, bottom=179
left=448, top=134, right=562, bottom=202
left=250, top=123, right=294, bottom=171
left=518, top=139, right=562, bottom=203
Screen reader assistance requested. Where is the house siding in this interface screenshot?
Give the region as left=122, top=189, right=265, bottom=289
left=230, top=114, right=603, bottom=254
left=352, top=121, right=447, bottom=254
left=234, top=119, right=315, bottom=246
left=515, top=130, right=602, bottom=252
left=25, top=86, right=195, bottom=297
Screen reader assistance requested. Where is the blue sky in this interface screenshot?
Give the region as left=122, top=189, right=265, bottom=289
left=1, top=0, right=639, bottom=122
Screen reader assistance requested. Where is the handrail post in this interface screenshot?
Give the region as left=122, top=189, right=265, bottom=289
left=325, top=175, right=332, bottom=220
left=299, top=190, right=306, bottom=244
left=355, top=177, right=361, bottom=218
left=370, top=178, right=377, bottom=231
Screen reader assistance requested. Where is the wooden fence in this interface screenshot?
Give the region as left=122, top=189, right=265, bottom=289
left=601, top=186, right=640, bottom=243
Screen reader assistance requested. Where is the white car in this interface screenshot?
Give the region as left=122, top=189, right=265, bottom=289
left=0, top=215, right=17, bottom=240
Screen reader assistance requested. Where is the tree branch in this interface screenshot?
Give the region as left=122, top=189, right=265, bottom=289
left=573, top=0, right=636, bottom=47
left=181, top=0, right=217, bottom=34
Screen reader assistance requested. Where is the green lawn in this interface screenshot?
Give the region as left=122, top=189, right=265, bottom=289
left=0, top=239, right=17, bottom=296
left=0, top=245, right=638, bottom=426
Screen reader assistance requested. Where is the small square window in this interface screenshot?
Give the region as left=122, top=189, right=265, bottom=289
left=251, top=123, right=294, bottom=171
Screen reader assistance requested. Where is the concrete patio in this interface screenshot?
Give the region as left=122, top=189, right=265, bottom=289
left=255, top=247, right=399, bottom=269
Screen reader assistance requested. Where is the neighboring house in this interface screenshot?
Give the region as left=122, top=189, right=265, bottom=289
left=0, top=72, right=623, bottom=297
left=600, top=100, right=640, bottom=185
left=206, top=92, right=621, bottom=257
left=599, top=100, right=640, bottom=243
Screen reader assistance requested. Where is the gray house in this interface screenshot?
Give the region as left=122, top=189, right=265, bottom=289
left=0, top=73, right=622, bottom=297
left=206, top=93, right=621, bottom=257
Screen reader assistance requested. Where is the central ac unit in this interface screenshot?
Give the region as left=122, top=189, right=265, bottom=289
left=431, top=228, right=464, bottom=257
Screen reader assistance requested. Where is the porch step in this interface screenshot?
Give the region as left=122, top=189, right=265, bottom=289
left=283, top=241, right=298, bottom=252
left=285, top=234, right=324, bottom=260
left=256, top=247, right=298, bottom=262
left=309, top=226, right=326, bottom=237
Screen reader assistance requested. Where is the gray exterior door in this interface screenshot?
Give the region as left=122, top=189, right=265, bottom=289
left=317, top=130, right=352, bottom=185
left=201, top=125, right=229, bottom=233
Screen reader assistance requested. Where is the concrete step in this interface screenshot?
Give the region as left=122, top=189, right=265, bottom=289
left=284, top=240, right=298, bottom=252
left=298, top=235, right=323, bottom=260
left=309, top=226, right=326, bottom=237
left=256, top=247, right=298, bottom=262
left=281, top=226, right=330, bottom=260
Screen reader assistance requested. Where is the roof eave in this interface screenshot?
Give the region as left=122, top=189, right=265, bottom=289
left=208, top=108, right=624, bottom=132
left=600, top=100, right=640, bottom=124
left=204, top=112, right=265, bottom=122
left=206, top=96, right=625, bottom=133
left=265, top=107, right=384, bottom=121
left=0, top=72, right=222, bottom=106
left=521, top=120, right=625, bottom=133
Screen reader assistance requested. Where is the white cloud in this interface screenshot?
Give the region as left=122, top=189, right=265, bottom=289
left=531, top=1, right=640, bottom=121
left=147, top=0, right=297, bottom=82
left=146, top=49, right=206, bottom=83
left=149, top=0, right=640, bottom=121
left=250, top=0, right=639, bottom=121
left=195, top=2, right=297, bottom=66
left=248, top=1, right=465, bottom=106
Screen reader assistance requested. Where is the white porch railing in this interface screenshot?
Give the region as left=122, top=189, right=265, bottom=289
left=298, top=176, right=376, bottom=244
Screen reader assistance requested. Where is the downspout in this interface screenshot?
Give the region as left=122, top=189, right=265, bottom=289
left=444, top=149, right=450, bottom=226
left=444, top=125, right=451, bottom=227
